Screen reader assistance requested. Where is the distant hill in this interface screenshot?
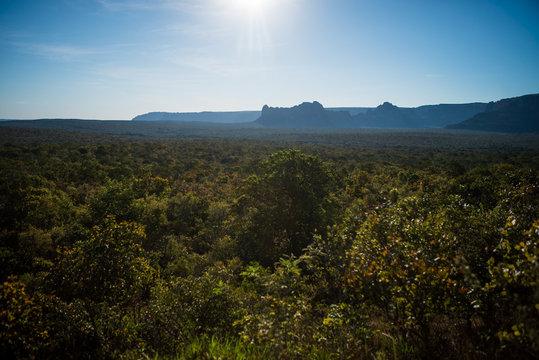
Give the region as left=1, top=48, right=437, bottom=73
left=254, top=101, right=489, bottom=128
left=14, top=94, right=536, bottom=131
left=327, top=107, right=372, bottom=116
left=132, top=111, right=260, bottom=123
left=255, top=101, right=354, bottom=127
left=353, top=102, right=416, bottom=128
left=130, top=102, right=490, bottom=128
left=446, top=94, right=539, bottom=133
left=353, top=102, right=488, bottom=128
left=411, top=103, right=489, bottom=128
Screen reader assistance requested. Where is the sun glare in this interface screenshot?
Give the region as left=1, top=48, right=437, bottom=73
left=217, top=0, right=288, bottom=54
left=231, top=0, right=271, bottom=18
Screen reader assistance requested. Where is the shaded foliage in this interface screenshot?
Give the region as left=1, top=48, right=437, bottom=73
left=0, top=137, right=537, bottom=359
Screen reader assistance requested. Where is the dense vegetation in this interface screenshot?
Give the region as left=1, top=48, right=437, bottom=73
left=0, top=133, right=538, bottom=359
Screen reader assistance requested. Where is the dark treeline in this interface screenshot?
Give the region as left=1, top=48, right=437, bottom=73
left=2, top=123, right=539, bottom=150
left=0, top=136, right=537, bottom=359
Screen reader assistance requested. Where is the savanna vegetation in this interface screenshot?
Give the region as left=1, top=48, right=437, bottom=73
left=0, top=131, right=537, bottom=359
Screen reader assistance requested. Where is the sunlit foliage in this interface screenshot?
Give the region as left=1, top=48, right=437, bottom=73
left=0, top=137, right=537, bottom=359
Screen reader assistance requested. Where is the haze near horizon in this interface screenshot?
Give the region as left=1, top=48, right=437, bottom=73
left=1, top=0, right=538, bottom=119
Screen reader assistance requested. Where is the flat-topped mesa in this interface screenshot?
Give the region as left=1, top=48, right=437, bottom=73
left=132, top=110, right=260, bottom=123
left=127, top=93, right=537, bottom=131
left=256, top=101, right=353, bottom=127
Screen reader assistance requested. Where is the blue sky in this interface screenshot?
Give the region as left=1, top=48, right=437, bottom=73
left=1, top=0, right=538, bottom=119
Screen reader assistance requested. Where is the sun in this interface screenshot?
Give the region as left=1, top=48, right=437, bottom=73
left=217, top=0, right=286, bottom=54
left=230, top=0, right=271, bottom=18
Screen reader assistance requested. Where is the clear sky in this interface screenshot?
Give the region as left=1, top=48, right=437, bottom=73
left=1, top=0, right=538, bottom=119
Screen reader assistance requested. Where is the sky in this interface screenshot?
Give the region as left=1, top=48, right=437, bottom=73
left=1, top=0, right=538, bottom=119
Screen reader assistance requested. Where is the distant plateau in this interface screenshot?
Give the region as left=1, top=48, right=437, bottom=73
left=131, top=94, right=539, bottom=133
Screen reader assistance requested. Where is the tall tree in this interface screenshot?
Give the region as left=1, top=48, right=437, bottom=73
left=238, top=150, right=334, bottom=265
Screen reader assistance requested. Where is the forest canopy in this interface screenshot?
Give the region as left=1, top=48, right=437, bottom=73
left=0, top=134, right=538, bottom=359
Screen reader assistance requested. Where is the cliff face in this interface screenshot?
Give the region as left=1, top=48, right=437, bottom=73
left=353, top=102, right=415, bottom=128
left=129, top=94, right=538, bottom=131
left=353, top=102, right=488, bottom=128
left=446, top=94, right=539, bottom=133
left=256, top=101, right=490, bottom=128
left=256, top=101, right=354, bottom=127
left=411, top=103, right=488, bottom=128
